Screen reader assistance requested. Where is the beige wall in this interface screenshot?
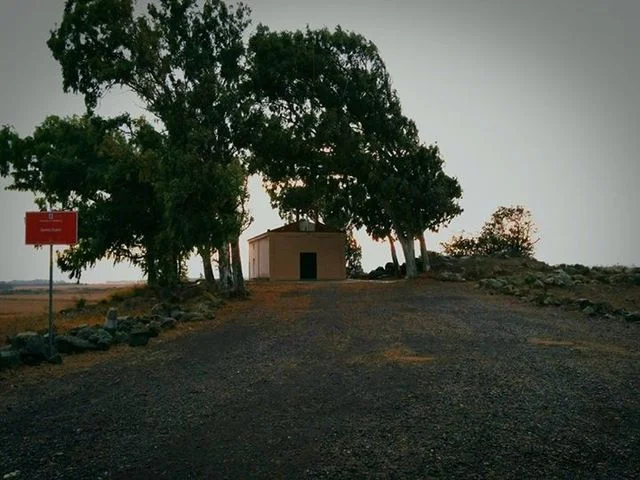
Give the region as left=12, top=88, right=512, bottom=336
left=248, top=236, right=270, bottom=279
left=268, top=232, right=346, bottom=280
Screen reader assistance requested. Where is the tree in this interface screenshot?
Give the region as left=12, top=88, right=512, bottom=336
left=441, top=205, right=539, bottom=258
left=48, top=0, right=253, bottom=289
left=344, top=229, right=363, bottom=277
left=0, top=114, right=168, bottom=283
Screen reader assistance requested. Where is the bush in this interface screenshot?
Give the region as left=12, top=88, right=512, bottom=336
left=75, top=297, right=87, bottom=309
left=442, top=205, right=539, bottom=258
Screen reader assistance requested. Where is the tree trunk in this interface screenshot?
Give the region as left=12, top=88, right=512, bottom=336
left=397, top=232, right=418, bottom=279
left=145, top=247, right=157, bottom=287
left=387, top=234, right=400, bottom=276
left=199, top=246, right=215, bottom=285
left=218, top=243, right=232, bottom=291
left=230, top=237, right=246, bottom=295
left=418, top=232, right=431, bottom=272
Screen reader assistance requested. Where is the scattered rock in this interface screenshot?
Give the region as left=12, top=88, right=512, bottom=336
left=128, top=327, right=152, bottom=347
left=18, top=333, right=49, bottom=365
left=0, top=346, right=21, bottom=370
left=160, top=318, right=178, bottom=330
left=151, top=303, right=168, bottom=316
left=439, top=271, right=465, bottom=282
left=147, top=321, right=162, bottom=337
left=170, top=310, right=187, bottom=321
left=10, top=331, right=40, bottom=350
left=56, top=335, right=98, bottom=354
left=582, top=306, right=596, bottom=316
left=89, top=329, right=114, bottom=350
left=623, top=311, right=640, bottom=322
left=181, top=313, right=207, bottom=322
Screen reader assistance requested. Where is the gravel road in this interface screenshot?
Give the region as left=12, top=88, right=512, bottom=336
left=1, top=280, right=638, bottom=479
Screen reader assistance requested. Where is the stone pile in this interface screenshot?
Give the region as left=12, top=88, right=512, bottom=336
left=1, top=298, right=222, bottom=371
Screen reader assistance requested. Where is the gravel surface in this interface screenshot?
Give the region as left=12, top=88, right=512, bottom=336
left=1, top=280, right=639, bottom=479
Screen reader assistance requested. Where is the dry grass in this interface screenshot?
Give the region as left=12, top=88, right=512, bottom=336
left=0, top=283, right=144, bottom=339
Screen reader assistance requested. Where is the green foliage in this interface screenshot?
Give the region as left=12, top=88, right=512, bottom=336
left=345, top=229, right=363, bottom=277
left=442, top=205, right=539, bottom=258
left=247, top=25, right=463, bottom=278
left=1, top=114, right=166, bottom=283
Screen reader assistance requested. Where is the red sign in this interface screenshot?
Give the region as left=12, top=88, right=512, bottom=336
left=25, top=211, right=78, bottom=245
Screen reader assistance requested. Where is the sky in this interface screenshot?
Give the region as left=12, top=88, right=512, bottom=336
left=0, top=0, right=639, bottom=282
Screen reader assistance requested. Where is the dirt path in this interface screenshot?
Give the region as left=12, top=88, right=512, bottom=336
left=1, top=280, right=639, bottom=479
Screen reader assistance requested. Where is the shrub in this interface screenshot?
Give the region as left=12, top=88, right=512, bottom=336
left=442, top=205, right=539, bottom=258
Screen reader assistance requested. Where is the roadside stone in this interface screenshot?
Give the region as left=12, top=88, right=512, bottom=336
left=553, top=270, right=574, bottom=287
left=439, top=271, right=466, bottom=282
left=170, top=310, right=187, bottom=321
left=113, top=331, right=129, bottom=344
left=19, top=333, right=49, bottom=365
left=56, top=335, right=98, bottom=354
left=181, top=312, right=207, bottom=322
left=623, top=311, right=640, bottom=322
left=105, top=308, right=118, bottom=330
left=128, top=326, right=152, bottom=347
left=75, top=326, right=96, bottom=341
left=10, top=331, right=40, bottom=350
left=582, top=306, right=596, bottom=316
left=117, top=318, right=135, bottom=333
left=89, top=329, right=114, bottom=350
left=151, top=303, right=168, bottom=316
left=0, top=346, right=21, bottom=369
left=160, top=318, right=178, bottom=330
left=483, top=278, right=505, bottom=290
left=147, top=321, right=162, bottom=337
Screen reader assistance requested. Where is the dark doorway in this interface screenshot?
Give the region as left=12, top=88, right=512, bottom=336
left=300, top=252, right=317, bottom=280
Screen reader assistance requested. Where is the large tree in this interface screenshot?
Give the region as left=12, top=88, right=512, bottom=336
left=47, top=0, right=252, bottom=288
left=0, top=114, right=169, bottom=283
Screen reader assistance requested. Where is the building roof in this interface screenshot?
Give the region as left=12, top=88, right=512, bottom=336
left=247, top=220, right=344, bottom=243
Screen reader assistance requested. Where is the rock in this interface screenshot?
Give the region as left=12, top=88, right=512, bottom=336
left=485, top=278, right=505, bottom=290
left=439, top=271, right=465, bottom=282
left=19, top=333, right=49, bottom=365
left=170, top=310, right=187, bottom=321
left=147, top=321, right=162, bottom=337
left=582, top=306, right=596, bottom=316
left=552, top=270, right=574, bottom=287
left=75, top=326, right=96, bottom=341
left=181, top=312, right=207, bottom=322
left=55, top=335, right=98, bottom=354
left=572, top=274, right=589, bottom=284
left=116, top=318, right=135, bottom=333
left=89, top=329, right=113, bottom=350
left=160, top=318, right=178, bottom=330
left=105, top=308, right=118, bottom=330
left=128, top=325, right=152, bottom=346
left=151, top=303, right=168, bottom=316
left=0, top=347, right=21, bottom=369
left=575, top=298, right=592, bottom=309
left=542, top=296, right=555, bottom=306
left=623, top=311, right=640, bottom=322
left=532, top=279, right=545, bottom=289
left=10, top=331, right=40, bottom=350
left=47, top=353, right=63, bottom=365
left=113, top=331, right=129, bottom=344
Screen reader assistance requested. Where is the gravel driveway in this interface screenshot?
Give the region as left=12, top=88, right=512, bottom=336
left=1, top=280, right=638, bottom=479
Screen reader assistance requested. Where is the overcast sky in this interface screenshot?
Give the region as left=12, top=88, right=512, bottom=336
left=1, top=0, right=639, bottom=282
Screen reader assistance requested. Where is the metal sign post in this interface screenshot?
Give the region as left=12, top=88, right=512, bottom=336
left=48, top=244, right=54, bottom=355
left=25, top=211, right=78, bottom=359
